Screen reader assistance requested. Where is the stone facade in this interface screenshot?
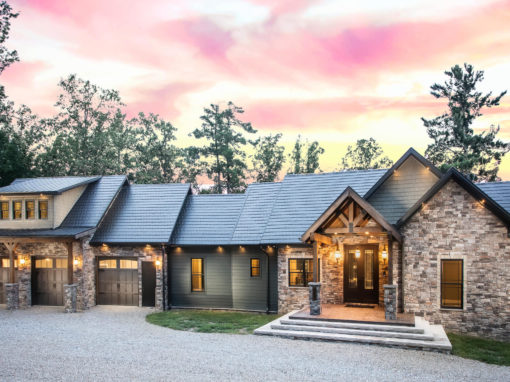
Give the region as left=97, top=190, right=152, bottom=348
left=384, top=284, right=397, bottom=320
left=401, top=179, right=510, bottom=341
left=278, top=235, right=393, bottom=314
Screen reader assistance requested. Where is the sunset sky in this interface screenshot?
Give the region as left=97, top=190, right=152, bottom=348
left=3, top=0, right=510, bottom=179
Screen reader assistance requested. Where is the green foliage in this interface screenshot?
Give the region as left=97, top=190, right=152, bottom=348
left=146, top=309, right=279, bottom=334
left=288, top=135, right=324, bottom=174
left=191, top=102, right=256, bottom=193
left=341, top=138, right=393, bottom=170
left=0, top=0, right=18, bottom=103
left=0, top=128, right=31, bottom=186
left=448, top=333, right=510, bottom=366
left=252, top=133, right=285, bottom=182
left=423, top=63, right=509, bottom=181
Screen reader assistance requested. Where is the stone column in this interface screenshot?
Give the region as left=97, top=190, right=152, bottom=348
left=309, top=282, right=321, bottom=315
left=64, top=284, right=78, bottom=313
left=384, top=284, right=397, bottom=320
left=5, top=283, right=19, bottom=310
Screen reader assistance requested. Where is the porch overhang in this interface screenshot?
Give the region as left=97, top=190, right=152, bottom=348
left=300, top=186, right=402, bottom=243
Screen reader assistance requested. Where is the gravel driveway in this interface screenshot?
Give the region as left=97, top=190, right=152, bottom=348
left=0, top=306, right=508, bottom=382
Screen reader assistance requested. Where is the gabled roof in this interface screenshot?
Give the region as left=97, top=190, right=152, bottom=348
left=171, top=194, right=246, bottom=246
left=396, top=168, right=510, bottom=228
left=0, top=176, right=101, bottom=195
left=91, top=183, right=190, bottom=244
left=477, top=181, right=510, bottom=213
left=260, top=169, right=387, bottom=244
left=231, top=182, right=282, bottom=245
left=301, top=187, right=402, bottom=243
left=61, top=175, right=127, bottom=229
left=364, top=148, right=442, bottom=200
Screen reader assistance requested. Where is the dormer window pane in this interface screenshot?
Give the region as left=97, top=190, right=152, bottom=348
left=13, top=201, right=22, bottom=220
left=0, top=202, right=8, bottom=220
left=26, top=200, right=35, bottom=219
left=39, top=200, right=48, bottom=219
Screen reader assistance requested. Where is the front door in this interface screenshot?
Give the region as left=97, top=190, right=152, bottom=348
left=344, top=245, right=379, bottom=304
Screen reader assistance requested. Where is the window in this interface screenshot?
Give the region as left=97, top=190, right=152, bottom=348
left=35, top=258, right=53, bottom=268
left=39, top=200, right=48, bottom=219
left=120, top=259, right=137, bottom=269
left=250, top=258, right=260, bottom=277
left=441, top=259, right=463, bottom=309
left=0, top=201, right=8, bottom=220
left=13, top=200, right=22, bottom=220
left=25, top=200, right=35, bottom=219
left=288, top=259, right=319, bottom=287
left=191, top=258, right=204, bottom=291
left=99, top=259, right=117, bottom=269
left=55, top=258, right=67, bottom=269
left=1, top=258, right=18, bottom=268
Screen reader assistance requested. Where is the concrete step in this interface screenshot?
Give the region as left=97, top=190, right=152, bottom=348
left=254, top=312, right=452, bottom=353
left=280, top=318, right=424, bottom=334
left=270, top=323, right=434, bottom=341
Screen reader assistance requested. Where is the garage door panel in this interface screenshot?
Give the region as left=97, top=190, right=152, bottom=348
left=97, top=259, right=138, bottom=306
left=32, top=258, right=66, bottom=306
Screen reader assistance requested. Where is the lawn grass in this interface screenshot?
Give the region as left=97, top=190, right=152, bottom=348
left=146, top=309, right=279, bottom=334
left=448, top=333, right=510, bottom=366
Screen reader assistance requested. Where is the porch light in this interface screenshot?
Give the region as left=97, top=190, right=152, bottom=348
left=155, top=259, right=161, bottom=266
left=334, top=250, right=341, bottom=263
left=73, top=258, right=79, bottom=266
left=382, top=250, right=388, bottom=260
left=355, top=249, right=361, bottom=258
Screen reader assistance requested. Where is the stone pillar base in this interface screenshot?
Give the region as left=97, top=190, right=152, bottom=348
left=384, top=284, right=397, bottom=320
left=64, top=284, right=78, bottom=313
left=309, top=282, right=321, bottom=315
left=5, top=283, right=19, bottom=310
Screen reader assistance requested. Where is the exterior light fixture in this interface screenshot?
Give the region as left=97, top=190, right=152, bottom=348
left=355, top=248, right=361, bottom=259
left=365, top=231, right=369, bottom=235
left=334, top=250, right=341, bottom=263
left=155, top=259, right=161, bottom=266
left=73, top=258, right=79, bottom=266
left=382, top=247, right=388, bottom=265
left=19, top=258, right=26, bottom=265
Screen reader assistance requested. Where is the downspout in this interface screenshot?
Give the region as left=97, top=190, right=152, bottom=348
left=260, top=245, right=272, bottom=314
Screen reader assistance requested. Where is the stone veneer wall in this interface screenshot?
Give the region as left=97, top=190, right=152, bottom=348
left=88, top=243, right=165, bottom=310
left=401, top=179, right=510, bottom=341
left=278, top=235, right=393, bottom=314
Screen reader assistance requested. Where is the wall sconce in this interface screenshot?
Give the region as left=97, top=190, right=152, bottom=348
left=19, top=257, right=26, bottom=265
left=382, top=247, right=388, bottom=265
left=155, top=259, right=161, bottom=267
left=334, top=250, right=342, bottom=264
left=355, top=248, right=361, bottom=259
left=73, top=258, right=79, bottom=266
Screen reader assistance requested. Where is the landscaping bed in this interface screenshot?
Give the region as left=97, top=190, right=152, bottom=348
left=448, top=333, right=510, bottom=366
left=146, top=309, right=279, bottom=334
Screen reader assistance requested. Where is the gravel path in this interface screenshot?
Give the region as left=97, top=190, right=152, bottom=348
left=0, top=306, right=508, bottom=382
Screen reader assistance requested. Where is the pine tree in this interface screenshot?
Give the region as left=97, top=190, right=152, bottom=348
left=252, top=133, right=285, bottom=182
left=341, top=138, right=393, bottom=170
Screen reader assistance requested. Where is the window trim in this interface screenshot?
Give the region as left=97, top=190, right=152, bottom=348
left=440, top=259, right=463, bottom=309
left=38, top=200, right=49, bottom=220
left=191, top=258, right=205, bottom=292
left=25, top=200, right=36, bottom=220
left=250, top=258, right=261, bottom=278
left=12, top=200, right=22, bottom=220
left=288, top=258, right=319, bottom=287
left=0, top=201, right=9, bottom=220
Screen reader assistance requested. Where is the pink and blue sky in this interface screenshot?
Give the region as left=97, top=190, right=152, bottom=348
left=3, top=0, right=510, bottom=178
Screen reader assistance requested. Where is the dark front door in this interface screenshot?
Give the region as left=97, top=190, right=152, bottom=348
left=32, top=257, right=66, bottom=306
left=344, top=245, right=379, bottom=304
left=142, top=261, right=156, bottom=307
left=97, top=258, right=138, bottom=306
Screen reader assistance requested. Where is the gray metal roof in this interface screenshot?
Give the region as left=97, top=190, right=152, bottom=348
left=261, top=170, right=387, bottom=244
left=0, top=227, right=92, bottom=238
left=171, top=194, right=246, bottom=245
left=0, top=176, right=100, bottom=195
left=477, top=181, right=510, bottom=213
left=61, top=175, right=127, bottom=229
left=91, top=183, right=190, bottom=244
left=231, top=182, right=282, bottom=245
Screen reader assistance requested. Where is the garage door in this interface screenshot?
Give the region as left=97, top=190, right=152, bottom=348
left=0, top=258, right=13, bottom=304
left=32, top=257, right=66, bottom=306
left=97, top=258, right=138, bottom=306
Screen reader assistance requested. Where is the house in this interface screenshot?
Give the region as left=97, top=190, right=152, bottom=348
left=0, top=148, right=509, bottom=341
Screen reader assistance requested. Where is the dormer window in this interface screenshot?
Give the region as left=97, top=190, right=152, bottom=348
left=38, top=200, right=48, bottom=220
left=25, top=200, right=35, bottom=219
left=13, top=201, right=22, bottom=220
left=0, top=202, right=8, bottom=220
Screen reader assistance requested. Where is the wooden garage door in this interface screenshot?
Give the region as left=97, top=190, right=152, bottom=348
left=97, top=258, right=138, bottom=306
left=32, top=258, right=66, bottom=306
left=0, top=258, right=13, bottom=304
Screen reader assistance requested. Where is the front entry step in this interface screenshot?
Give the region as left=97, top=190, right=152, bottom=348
left=254, top=312, right=452, bottom=353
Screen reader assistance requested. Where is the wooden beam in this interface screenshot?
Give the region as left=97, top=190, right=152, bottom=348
left=2, top=241, right=17, bottom=284
left=0, top=237, right=74, bottom=244
left=67, top=241, right=73, bottom=284
left=348, top=201, right=354, bottom=222
left=338, top=213, right=349, bottom=227
left=311, top=233, right=332, bottom=245
left=313, top=240, right=318, bottom=282
left=352, top=210, right=367, bottom=227
left=388, top=236, right=394, bottom=285
left=324, top=227, right=385, bottom=234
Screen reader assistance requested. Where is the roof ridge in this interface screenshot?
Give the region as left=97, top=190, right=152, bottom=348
left=229, top=188, right=250, bottom=244
left=284, top=168, right=388, bottom=178
left=259, top=182, right=284, bottom=242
